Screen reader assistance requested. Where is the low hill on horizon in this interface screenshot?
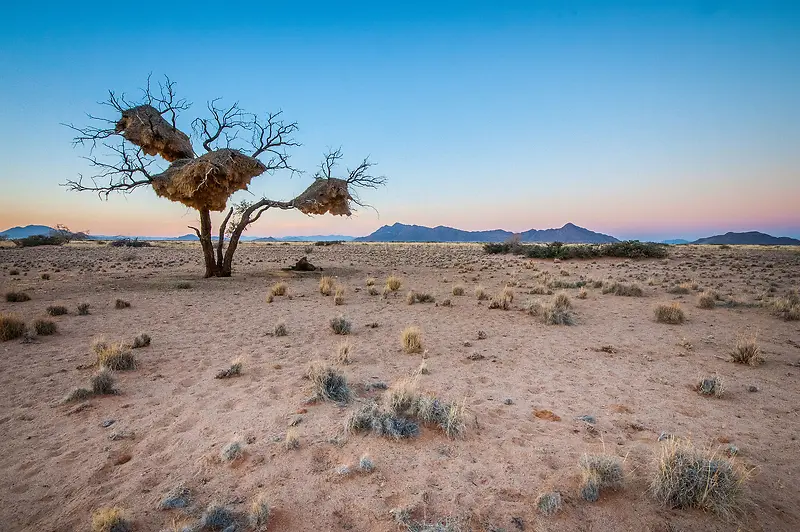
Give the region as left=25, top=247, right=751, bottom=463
left=691, top=231, right=800, bottom=246
left=353, top=222, right=619, bottom=243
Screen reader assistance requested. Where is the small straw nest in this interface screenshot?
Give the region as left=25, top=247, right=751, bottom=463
left=116, top=105, right=194, bottom=162
left=151, top=148, right=267, bottom=211
left=293, top=178, right=353, bottom=216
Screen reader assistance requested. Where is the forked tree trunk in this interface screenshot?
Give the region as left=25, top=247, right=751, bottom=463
left=199, top=208, right=226, bottom=278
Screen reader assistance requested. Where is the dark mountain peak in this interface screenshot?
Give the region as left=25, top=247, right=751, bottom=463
left=691, top=231, right=800, bottom=246
left=354, top=222, right=618, bottom=243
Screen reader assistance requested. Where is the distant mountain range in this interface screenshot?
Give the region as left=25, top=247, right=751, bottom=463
left=690, top=231, right=800, bottom=246
left=3, top=224, right=799, bottom=246
left=354, top=222, right=618, bottom=243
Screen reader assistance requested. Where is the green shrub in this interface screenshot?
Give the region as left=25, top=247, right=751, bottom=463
left=33, top=319, right=57, bottom=335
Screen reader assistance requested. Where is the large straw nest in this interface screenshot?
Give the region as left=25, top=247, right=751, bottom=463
left=293, top=178, right=353, bottom=216
left=115, top=105, right=194, bottom=162
left=151, top=149, right=267, bottom=211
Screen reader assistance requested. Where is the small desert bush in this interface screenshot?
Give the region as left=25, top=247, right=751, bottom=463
left=114, top=299, right=130, bottom=309
left=77, top=303, right=91, bottom=315
left=63, top=387, right=93, bottom=403
left=359, top=453, right=375, bottom=472
left=345, top=402, right=420, bottom=440
left=697, top=291, right=716, bottom=309
left=697, top=376, right=724, bottom=397
left=655, top=303, right=685, bottom=324
left=366, top=277, right=375, bottom=287
left=579, top=454, right=624, bottom=502
left=386, top=275, right=402, bottom=292
left=46, top=305, right=68, bottom=316
left=452, top=284, right=465, bottom=296
left=95, top=342, right=136, bottom=370
left=530, top=283, right=551, bottom=295
left=651, top=439, right=745, bottom=516
left=91, top=367, right=116, bottom=395
left=368, top=286, right=379, bottom=296
left=529, top=293, right=574, bottom=325
left=90, top=507, right=131, bottom=532
left=131, top=333, right=150, bottom=348
left=274, top=321, right=288, bottom=337
left=9, top=269, right=20, bottom=276
left=220, top=440, right=243, bottom=462
left=200, top=502, right=236, bottom=530
left=401, top=326, right=423, bottom=353
left=216, top=359, right=243, bottom=379
left=406, top=291, right=434, bottom=304
left=33, top=319, right=57, bottom=336
left=730, top=334, right=763, bottom=366
left=249, top=494, right=271, bottom=529
left=474, top=285, right=489, bottom=300
left=330, top=315, right=352, bottom=335
left=175, top=281, right=192, bottom=289
left=0, top=313, right=26, bottom=341
left=536, top=491, right=562, bottom=516
left=319, top=276, right=334, bottom=295
left=577, top=287, right=588, bottom=299
left=335, top=340, right=352, bottom=364
left=306, top=361, right=351, bottom=402
left=603, top=281, right=644, bottom=297
left=414, top=394, right=466, bottom=438
left=387, top=377, right=420, bottom=414
left=270, top=281, right=288, bottom=296
left=5, top=291, right=31, bottom=302
left=333, top=285, right=345, bottom=305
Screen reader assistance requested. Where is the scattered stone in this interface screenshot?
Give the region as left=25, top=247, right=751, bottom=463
left=747, top=385, right=759, bottom=392
left=101, top=419, right=116, bottom=428
left=575, top=415, right=596, bottom=424
left=503, top=398, right=513, bottom=405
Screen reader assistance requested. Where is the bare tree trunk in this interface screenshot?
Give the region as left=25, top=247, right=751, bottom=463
left=198, top=208, right=221, bottom=278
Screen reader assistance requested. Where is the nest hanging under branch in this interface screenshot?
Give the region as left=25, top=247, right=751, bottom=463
left=293, top=178, right=353, bottom=216
left=151, top=149, right=267, bottom=211
left=116, top=105, right=195, bottom=162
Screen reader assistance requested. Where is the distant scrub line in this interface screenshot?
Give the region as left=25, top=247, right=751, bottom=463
left=484, top=240, right=668, bottom=259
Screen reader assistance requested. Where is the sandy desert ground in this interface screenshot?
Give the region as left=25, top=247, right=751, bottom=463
left=0, top=241, right=798, bottom=531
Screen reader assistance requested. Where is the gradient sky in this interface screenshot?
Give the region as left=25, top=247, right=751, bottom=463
left=1, top=1, right=798, bottom=241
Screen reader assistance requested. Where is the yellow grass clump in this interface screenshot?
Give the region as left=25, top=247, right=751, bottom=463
left=91, top=506, right=132, bottom=532
left=730, top=334, right=764, bottom=366
left=270, top=282, right=288, bottom=296
left=655, top=303, right=685, bottom=324
left=0, top=313, right=26, bottom=342
left=386, top=275, right=402, bottom=292
left=401, top=326, right=423, bottom=354
left=319, top=276, right=334, bottom=295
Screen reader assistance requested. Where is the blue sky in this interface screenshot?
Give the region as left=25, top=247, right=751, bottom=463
left=1, top=1, right=798, bottom=240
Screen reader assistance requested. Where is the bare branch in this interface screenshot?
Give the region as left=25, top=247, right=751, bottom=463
left=312, top=149, right=387, bottom=209
left=62, top=142, right=158, bottom=199
left=248, top=111, right=300, bottom=172
left=191, top=99, right=248, bottom=153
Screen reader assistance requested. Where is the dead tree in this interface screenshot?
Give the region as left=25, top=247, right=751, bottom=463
left=64, top=76, right=385, bottom=277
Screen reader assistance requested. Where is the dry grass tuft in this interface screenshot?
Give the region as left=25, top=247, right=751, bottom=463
left=730, top=334, right=763, bottom=366
left=274, top=321, right=288, bottom=337
left=401, top=326, right=423, bottom=353
left=697, top=291, right=716, bottom=309
left=270, top=281, right=288, bottom=297
left=333, top=285, right=345, bottom=305
left=770, top=291, right=800, bottom=321
left=199, top=502, right=236, bottom=530
left=306, top=361, right=351, bottom=402
left=386, top=275, right=402, bottom=292
left=651, top=439, right=746, bottom=516
left=46, top=305, right=68, bottom=316
left=248, top=494, right=271, bottom=529
left=91, top=507, right=131, bottom=532
left=577, top=287, right=588, bottom=299
left=655, top=303, right=685, bottom=324
left=319, top=276, right=334, bottom=296
left=285, top=428, right=300, bottom=450
left=95, top=342, right=136, bottom=370
left=366, top=277, right=376, bottom=287
left=220, top=440, right=244, bottom=462
left=5, top=291, right=31, bottom=302
left=77, top=303, right=91, bottom=315
left=452, top=284, right=465, bottom=296
left=579, top=454, right=624, bottom=502
left=387, top=377, right=419, bottom=414
left=603, top=281, right=644, bottom=297
left=0, top=312, right=25, bottom=342
left=474, top=285, right=489, bottom=301
left=335, top=340, right=353, bottom=364
left=114, top=299, right=131, bottom=309
left=33, top=319, right=57, bottom=336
